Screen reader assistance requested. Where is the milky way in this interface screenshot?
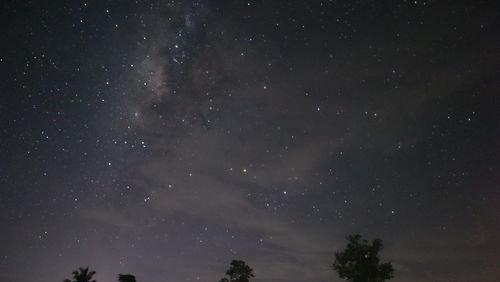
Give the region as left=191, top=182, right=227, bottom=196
left=1, top=1, right=499, bottom=282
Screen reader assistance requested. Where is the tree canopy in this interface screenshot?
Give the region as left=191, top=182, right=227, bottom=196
left=332, top=234, right=394, bottom=282
left=63, top=267, right=97, bottom=282
left=218, top=260, right=255, bottom=282
left=118, top=274, right=137, bottom=282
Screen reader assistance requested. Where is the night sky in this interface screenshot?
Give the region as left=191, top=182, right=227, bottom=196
left=1, top=1, right=499, bottom=281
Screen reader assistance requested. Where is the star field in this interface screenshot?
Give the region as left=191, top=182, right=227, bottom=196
left=0, top=1, right=499, bottom=281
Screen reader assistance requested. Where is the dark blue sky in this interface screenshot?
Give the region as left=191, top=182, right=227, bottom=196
left=0, top=1, right=498, bottom=281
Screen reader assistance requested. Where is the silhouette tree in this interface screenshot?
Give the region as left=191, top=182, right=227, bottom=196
left=118, top=274, right=137, bottom=282
left=63, top=267, right=97, bottom=282
left=218, top=260, right=255, bottom=282
left=332, top=234, right=394, bottom=282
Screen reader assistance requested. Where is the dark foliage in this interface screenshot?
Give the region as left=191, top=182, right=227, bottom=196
left=63, top=267, right=96, bottom=282
left=332, top=234, right=394, bottom=282
left=218, top=260, right=255, bottom=282
left=118, top=274, right=137, bottom=282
